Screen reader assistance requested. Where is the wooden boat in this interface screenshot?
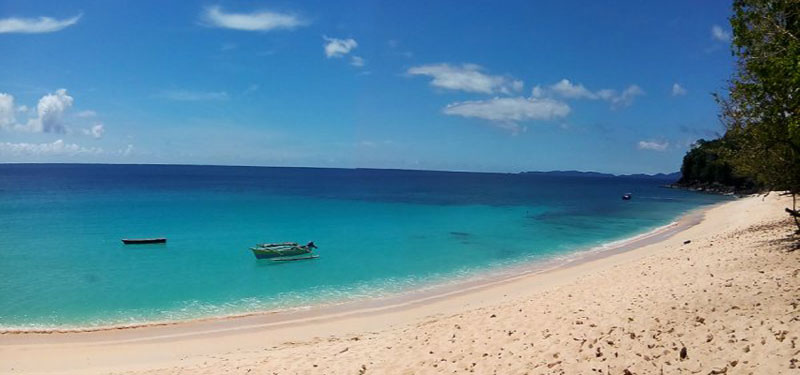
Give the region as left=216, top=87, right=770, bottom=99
left=122, top=238, right=167, bottom=244
left=622, top=193, right=632, bottom=200
left=270, top=254, right=319, bottom=262
left=250, top=241, right=318, bottom=260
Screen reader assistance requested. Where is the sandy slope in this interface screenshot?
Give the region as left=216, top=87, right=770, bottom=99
left=2, top=194, right=798, bottom=374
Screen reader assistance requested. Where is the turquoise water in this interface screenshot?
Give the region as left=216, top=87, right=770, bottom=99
left=0, top=164, right=727, bottom=329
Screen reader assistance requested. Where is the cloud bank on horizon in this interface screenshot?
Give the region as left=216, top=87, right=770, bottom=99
left=0, top=89, right=105, bottom=141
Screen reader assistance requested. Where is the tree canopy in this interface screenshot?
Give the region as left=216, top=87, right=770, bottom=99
left=677, top=139, right=757, bottom=193
left=679, top=0, right=799, bottom=230
left=717, top=0, right=800, bottom=193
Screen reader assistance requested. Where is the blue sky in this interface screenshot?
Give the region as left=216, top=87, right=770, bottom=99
left=0, top=1, right=734, bottom=173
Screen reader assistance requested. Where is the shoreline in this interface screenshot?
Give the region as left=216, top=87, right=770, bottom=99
left=0, top=203, right=710, bottom=336
left=1, top=194, right=796, bottom=374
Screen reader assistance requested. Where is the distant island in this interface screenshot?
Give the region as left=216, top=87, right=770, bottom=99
left=520, top=170, right=682, bottom=180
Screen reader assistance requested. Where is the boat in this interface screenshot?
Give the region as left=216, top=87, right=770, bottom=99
left=250, top=241, right=318, bottom=261
left=122, top=238, right=167, bottom=244
left=271, top=254, right=320, bottom=262
left=622, top=193, right=632, bottom=200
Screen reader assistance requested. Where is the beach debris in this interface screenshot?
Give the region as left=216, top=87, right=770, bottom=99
left=683, top=240, right=692, bottom=245
left=679, top=346, right=688, bottom=360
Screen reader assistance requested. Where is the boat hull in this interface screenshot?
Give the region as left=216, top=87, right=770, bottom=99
left=270, top=254, right=319, bottom=262
left=250, top=246, right=311, bottom=259
left=122, top=238, right=167, bottom=244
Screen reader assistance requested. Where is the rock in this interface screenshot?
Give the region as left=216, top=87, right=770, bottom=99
left=680, top=347, right=688, bottom=360
left=684, top=240, right=692, bottom=245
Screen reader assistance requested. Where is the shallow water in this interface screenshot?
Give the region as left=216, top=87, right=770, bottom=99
left=0, top=164, right=727, bottom=329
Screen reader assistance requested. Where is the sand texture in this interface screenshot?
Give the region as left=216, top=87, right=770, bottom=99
left=2, top=194, right=798, bottom=374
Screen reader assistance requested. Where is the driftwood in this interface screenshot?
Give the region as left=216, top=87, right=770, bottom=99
left=786, top=208, right=800, bottom=218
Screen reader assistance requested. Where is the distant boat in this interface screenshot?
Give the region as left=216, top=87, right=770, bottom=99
left=122, top=238, right=167, bottom=244
left=622, top=193, right=632, bottom=200
left=250, top=241, right=318, bottom=261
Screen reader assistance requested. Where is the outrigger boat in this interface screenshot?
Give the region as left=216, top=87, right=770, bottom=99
left=250, top=241, right=318, bottom=261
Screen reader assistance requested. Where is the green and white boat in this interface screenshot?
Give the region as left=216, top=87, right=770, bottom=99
left=250, top=241, right=318, bottom=261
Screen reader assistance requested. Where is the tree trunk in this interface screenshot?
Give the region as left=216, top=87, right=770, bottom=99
left=794, top=193, right=800, bottom=233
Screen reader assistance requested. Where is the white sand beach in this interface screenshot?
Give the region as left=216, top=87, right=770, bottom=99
left=1, top=193, right=798, bottom=374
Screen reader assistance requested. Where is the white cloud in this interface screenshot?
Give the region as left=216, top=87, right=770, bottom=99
left=0, top=14, right=81, bottom=34
left=0, top=93, right=15, bottom=129
left=595, top=89, right=616, bottom=101
left=27, top=88, right=74, bottom=133
left=637, top=140, right=669, bottom=151
left=387, top=40, right=413, bottom=58
left=608, top=85, right=644, bottom=109
left=443, top=97, right=570, bottom=133
left=1, top=89, right=106, bottom=137
left=711, top=25, right=731, bottom=42
left=350, top=55, right=365, bottom=67
left=530, top=86, right=545, bottom=98
left=534, top=79, right=644, bottom=109
left=76, top=110, right=97, bottom=118
left=408, top=63, right=523, bottom=95
left=243, top=84, right=260, bottom=95
left=323, top=37, right=358, bottom=58
left=120, top=144, right=134, bottom=156
left=0, top=139, right=102, bottom=156
left=672, top=83, right=687, bottom=96
left=157, top=90, right=229, bottom=101
left=202, top=6, right=306, bottom=32
left=82, top=123, right=104, bottom=139
left=550, top=79, right=597, bottom=99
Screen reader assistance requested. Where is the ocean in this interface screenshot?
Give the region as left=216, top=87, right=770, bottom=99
left=0, top=164, right=727, bottom=330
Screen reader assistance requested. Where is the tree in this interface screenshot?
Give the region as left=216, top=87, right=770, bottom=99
left=716, top=0, right=800, bottom=231
left=677, top=138, right=756, bottom=193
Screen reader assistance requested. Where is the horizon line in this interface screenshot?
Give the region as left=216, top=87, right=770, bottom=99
left=0, top=162, right=680, bottom=177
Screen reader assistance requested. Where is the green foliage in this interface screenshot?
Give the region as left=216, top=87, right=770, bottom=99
left=716, top=0, right=800, bottom=194
left=677, top=139, right=757, bottom=192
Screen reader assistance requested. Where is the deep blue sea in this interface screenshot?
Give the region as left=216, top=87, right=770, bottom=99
left=0, top=164, right=727, bottom=329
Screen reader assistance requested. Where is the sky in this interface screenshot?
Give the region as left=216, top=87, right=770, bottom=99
left=0, top=1, right=735, bottom=174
